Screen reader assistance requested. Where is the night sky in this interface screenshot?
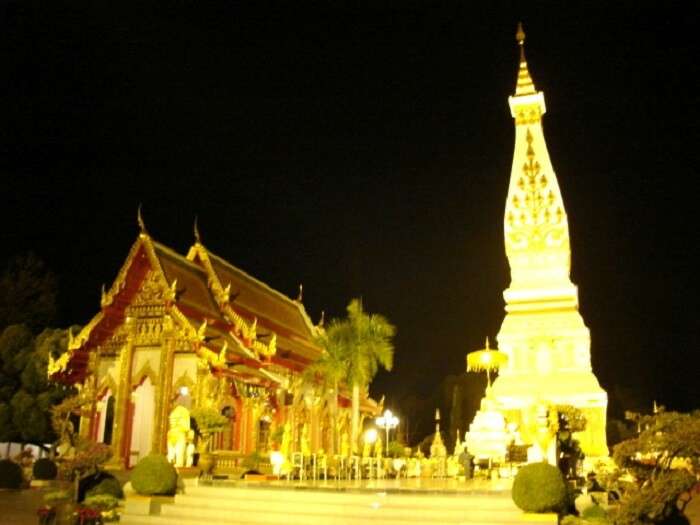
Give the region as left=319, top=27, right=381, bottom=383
left=2, top=3, right=698, bottom=419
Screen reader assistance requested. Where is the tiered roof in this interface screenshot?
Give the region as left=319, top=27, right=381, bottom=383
left=50, top=220, right=322, bottom=385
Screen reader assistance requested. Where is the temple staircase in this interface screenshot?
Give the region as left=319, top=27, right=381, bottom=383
left=121, top=481, right=556, bottom=525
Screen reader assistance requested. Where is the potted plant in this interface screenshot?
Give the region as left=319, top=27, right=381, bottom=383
left=190, top=406, right=228, bottom=475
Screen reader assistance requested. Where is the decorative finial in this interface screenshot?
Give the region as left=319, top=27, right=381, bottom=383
left=512, top=22, right=537, bottom=96
left=516, top=22, right=526, bottom=63
left=485, top=336, right=490, bottom=350
left=297, top=283, right=303, bottom=302
left=218, top=342, right=228, bottom=365
left=516, top=22, right=525, bottom=46
left=318, top=310, right=325, bottom=327
left=194, top=216, right=201, bottom=244
left=197, top=320, right=208, bottom=340
left=137, top=204, right=147, bottom=234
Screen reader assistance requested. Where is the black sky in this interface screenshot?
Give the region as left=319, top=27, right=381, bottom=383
left=2, top=2, right=698, bottom=416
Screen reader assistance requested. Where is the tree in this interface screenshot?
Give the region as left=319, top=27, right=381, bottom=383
left=0, top=253, right=57, bottom=331
left=304, top=323, right=350, bottom=455
left=0, top=324, right=76, bottom=451
left=609, top=410, right=700, bottom=524
left=335, top=299, right=395, bottom=453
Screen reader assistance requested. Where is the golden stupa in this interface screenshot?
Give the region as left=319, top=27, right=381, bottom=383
left=486, top=24, right=609, bottom=457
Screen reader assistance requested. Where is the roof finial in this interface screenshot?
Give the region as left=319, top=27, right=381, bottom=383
left=297, top=283, right=303, bottom=302
left=194, top=215, right=201, bottom=244
left=137, top=204, right=147, bottom=235
left=485, top=336, right=490, bottom=350
left=318, top=310, right=325, bottom=327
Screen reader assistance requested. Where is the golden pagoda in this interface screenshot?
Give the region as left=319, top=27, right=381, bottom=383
left=488, top=24, right=609, bottom=457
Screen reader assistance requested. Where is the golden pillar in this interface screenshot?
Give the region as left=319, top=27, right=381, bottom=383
left=107, top=329, right=134, bottom=469
left=152, top=333, right=175, bottom=454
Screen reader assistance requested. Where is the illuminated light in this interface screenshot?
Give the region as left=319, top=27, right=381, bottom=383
left=179, top=386, right=189, bottom=397
left=364, top=428, right=378, bottom=445
left=375, top=409, right=399, bottom=455
left=270, top=451, right=284, bottom=476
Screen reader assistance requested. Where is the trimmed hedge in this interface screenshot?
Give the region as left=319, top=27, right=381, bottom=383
left=512, top=462, right=567, bottom=513
left=130, top=454, right=177, bottom=496
left=0, top=459, right=23, bottom=489
left=33, top=458, right=58, bottom=480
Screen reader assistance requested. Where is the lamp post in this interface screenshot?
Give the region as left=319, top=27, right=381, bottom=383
left=376, top=409, right=399, bottom=456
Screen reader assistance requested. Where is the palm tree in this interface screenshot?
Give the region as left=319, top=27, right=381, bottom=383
left=303, top=326, right=348, bottom=455
left=309, top=299, right=396, bottom=455
left=342, top=299, right=395, bottom=454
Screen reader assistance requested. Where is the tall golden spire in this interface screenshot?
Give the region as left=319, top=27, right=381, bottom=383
left=514, top=22, right=536, bottom=96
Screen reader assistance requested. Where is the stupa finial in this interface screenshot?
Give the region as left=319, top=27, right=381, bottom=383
left=513, top=22, right=536, bottom=96
left=516, top=21, right=526, bottom=55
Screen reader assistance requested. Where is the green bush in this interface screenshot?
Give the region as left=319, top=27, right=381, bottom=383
left=512, top=461, right=567, bottom=513
left=0, top=459, right=23, bottom=489
left=33, top=458, right=58, bottom=480
left=86, top=476, right=124, bottom=499
left=130, top=454, right=177, bottom=496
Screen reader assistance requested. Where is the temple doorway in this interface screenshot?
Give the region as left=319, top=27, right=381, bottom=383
left=97, top=391, right=115, bottom=445
left=129, top=377, right=155, bottom=466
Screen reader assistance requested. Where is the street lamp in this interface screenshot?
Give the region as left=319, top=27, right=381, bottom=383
left=376, top=409, right=399, bottom=456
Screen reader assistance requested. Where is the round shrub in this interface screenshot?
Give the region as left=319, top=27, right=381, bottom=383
left=33, top=458, right=58, bottom=480
left=0, top=459, right=23, bottom=489
left=512, top=461, right=567, bottom=513
left=130, top=454, right=177, bottom=496
left=86, top=476, right=124, bottom=499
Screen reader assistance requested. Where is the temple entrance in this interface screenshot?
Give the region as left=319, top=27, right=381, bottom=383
left=97, top=391, right=115, bottom=445
left=129, top=377, right=155, bottom=466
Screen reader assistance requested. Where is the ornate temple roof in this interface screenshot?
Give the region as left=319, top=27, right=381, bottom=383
left=51, top=222, right=322, bottom=383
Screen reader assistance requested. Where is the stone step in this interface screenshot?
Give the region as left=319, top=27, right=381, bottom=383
left=122, top=513, right=542, bottom=525
left=183, top=484, right=515, bottom=509
left=163, top=495, right=523, bottom=523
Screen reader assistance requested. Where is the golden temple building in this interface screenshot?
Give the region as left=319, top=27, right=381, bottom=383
left=481, top=25, right=609, bottom=458
left=49, top=217, right=377, bottom=470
